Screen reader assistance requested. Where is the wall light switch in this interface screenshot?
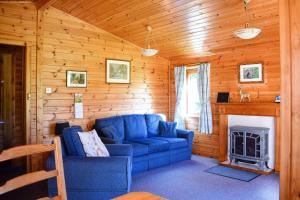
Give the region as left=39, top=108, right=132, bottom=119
left=45, top=87, right=52, bottom=94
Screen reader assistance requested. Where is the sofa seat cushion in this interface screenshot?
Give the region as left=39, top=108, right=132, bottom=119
left=123, top=141, right=149, bottom=157
left=123, top=115, right=148, bottom=140
left=129, top=138, right=170, bottom=153
left=151, top=137, right=188, bottom=150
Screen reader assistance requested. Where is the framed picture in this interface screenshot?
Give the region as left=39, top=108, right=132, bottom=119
left=66, top=70, right=87, bottom=87
left=239, top=63, right=263, bottom=83
left=106, top=59, right=131, bottom=84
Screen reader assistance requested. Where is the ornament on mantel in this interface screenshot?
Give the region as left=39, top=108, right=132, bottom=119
left=239, top=86, right=251, bottom=102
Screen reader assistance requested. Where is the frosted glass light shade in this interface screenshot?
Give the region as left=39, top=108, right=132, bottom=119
left=141, top=48, right=159, bottom=56
left=234, top=27, right=261, bottom=40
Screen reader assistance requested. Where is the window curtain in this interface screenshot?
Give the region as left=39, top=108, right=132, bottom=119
left=197, top=63, right=213, bottom=134
left=174, top=66, right=186, bottom=129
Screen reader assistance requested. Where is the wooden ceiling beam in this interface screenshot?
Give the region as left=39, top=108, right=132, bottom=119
left=35, top=0, right=57, bottom=10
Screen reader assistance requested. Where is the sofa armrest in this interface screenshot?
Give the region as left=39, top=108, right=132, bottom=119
left=105, top=144, right=133, bottom=157
left=176, top=129, right=194, bottom=150
left=47, top=156, right=131, bottom=195
left=100, top=137, right=121, bottom=144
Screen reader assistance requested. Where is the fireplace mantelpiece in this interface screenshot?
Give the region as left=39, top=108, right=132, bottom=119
left=217, top=103, right=280, bottom=172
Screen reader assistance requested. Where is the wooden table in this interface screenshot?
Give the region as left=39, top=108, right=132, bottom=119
left=113, top=192, right=166, bottom=200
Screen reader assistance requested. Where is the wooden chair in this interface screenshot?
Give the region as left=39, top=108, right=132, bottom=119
left=0, top=137, right=67, bottom=200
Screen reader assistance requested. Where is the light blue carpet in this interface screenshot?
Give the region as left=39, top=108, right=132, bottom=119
left=131, top=155, right=279, bottom=200
left=205, top=165, right=260, bottom=182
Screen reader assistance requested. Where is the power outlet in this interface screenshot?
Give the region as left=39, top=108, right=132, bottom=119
left=45, top=87, right=52, bottom=94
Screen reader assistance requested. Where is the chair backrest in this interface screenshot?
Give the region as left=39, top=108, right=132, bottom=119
left=0, top=137, right=67, bottom=200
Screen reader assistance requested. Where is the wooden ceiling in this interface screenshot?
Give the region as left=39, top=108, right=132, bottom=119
left=51, top=0, right=279, bottom=59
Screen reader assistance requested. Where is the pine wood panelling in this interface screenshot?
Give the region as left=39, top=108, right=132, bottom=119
left=51, top=0, right=279, bottom=59
left=0, top=3, right=169, bottom=168
left=41, top=7, right=169, bottom=142
left=0, top=3, right=39, bottom=169
left=0, top=2, right=281, bottom=173
left=170, top=40, right=280, bottom=159
left=279, top=0, right=300, bottom=199
left=36, top=9, right=44, bottom=145
left=34, top=0, right=57, bottom=10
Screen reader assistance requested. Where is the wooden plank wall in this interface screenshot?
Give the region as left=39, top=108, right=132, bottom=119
left=0, top=3, right=39, bottom=168
left=0, top=3, right=281, bottom=168
left=40, top=7, right=169, bottom=143
left=170, top=41, right=280, bottom=158
left=0, top=3, right=169, bottom=168
left=279, top=0, right=300, bottom=199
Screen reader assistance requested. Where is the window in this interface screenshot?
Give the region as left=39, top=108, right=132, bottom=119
left=187, top=69, right=200, bottom=116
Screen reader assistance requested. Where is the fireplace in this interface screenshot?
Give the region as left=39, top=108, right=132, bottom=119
left=229, top=126, right=270, bottom=171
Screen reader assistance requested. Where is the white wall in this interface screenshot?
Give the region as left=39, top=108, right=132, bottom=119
left=228, top=115, right=275, bottom=169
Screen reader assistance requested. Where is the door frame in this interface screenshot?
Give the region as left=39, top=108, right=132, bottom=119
left=0, top=38, right=32, bottom=170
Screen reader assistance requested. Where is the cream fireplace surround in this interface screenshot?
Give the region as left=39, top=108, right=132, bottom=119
left=217, top=103, right=280, bottom=172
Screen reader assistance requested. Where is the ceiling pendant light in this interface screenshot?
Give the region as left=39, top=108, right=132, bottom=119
left=234, top=0, right=261, bottom=40
left=141, top=25, right=159, bottom=56
left=234, top=23, right=261, bottom=40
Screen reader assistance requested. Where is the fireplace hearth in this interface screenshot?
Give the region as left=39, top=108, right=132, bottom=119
left=229, top=126, right=270, bottom=171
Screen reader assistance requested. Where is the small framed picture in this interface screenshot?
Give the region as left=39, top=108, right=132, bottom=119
left=66, top=70, right=87, bottom=88
left=106, top=59, right=131, bottom=84
left=239, top=63, right=263, bottom=83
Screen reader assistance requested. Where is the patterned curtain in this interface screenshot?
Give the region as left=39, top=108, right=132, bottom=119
left=197, top=63, right=213, bottom=134
left=174, top=66, right=186, bottom=129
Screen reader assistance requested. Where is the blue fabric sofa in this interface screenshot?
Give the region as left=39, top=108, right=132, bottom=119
left=47, top=126, right=132, bottom=200
left=94, top=114, right=194, bottom=174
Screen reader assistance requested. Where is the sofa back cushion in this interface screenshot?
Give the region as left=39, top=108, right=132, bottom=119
left=145, top=114, right=163, bottom=137
left=123, top=114, right=148, bottom=140
left=62, top=126, right=86, bottom=156
left=94, top=116, right=125, bottom=142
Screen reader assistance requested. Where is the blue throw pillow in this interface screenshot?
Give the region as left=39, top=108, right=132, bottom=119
left=159, top=121, right=177, bottom=138
left=145, top=114, right=163, bottom=137
left=101, top=125, right=121, bottom=141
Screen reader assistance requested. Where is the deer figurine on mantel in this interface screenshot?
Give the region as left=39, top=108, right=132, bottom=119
left=239, top=86, right=251, bottom=102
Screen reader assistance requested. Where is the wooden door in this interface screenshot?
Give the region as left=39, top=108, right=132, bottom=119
left=0, top=44, right=26, bottom=168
